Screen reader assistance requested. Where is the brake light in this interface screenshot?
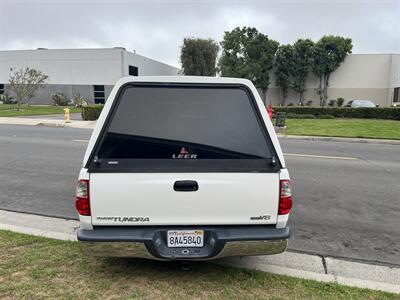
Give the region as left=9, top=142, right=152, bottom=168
left=75, top=179, right=90, bottom=216
left=279, top=179, right=292, bottom=215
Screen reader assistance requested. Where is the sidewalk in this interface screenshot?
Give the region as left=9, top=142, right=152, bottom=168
left=0, top=115, right=96, bottom=129
left=15, top=112, right=83, bottom=120
left=277, top=134, right=400, bottom=145
left=1, top=209, right=399, bottom=294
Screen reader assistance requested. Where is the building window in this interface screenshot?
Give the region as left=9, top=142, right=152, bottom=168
left=129, top=65, right=138, bottom=76
left=394, top=87, right=399, bottom=103
left=0, top=84, right=4, bottom=95
left=94, top=85, right=105, bottom=104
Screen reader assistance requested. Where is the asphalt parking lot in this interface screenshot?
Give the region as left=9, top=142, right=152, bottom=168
left=0, top=124, right=399, bottom=265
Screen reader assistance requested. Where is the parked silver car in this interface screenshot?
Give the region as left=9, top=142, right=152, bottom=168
left=345, top=100, right=378, bottom=108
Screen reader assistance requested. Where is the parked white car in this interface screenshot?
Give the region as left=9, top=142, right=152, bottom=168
left=345, top=99, right=378, bottom=108
left=76, top=76, right=292, bottom=260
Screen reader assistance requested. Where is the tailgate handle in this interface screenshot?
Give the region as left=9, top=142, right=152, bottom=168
left=174, top=180, right=199, bottom=192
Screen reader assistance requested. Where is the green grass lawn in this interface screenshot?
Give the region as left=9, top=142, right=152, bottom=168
left=0, top=230, right=397, bottom=299
left=0, top=104, right=81, bottom=117
left=284, top=119, right=400, bottom=140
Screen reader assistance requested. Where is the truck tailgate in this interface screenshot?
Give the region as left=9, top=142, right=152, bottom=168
left=90, top=173, right=279, bottom=226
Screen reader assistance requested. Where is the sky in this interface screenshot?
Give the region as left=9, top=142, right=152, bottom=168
left=0, top=0, right=399, bottom=68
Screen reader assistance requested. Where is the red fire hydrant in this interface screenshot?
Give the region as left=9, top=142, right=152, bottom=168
left=266, top=102, right=273, bottom=120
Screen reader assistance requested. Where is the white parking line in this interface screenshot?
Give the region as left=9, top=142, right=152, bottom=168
left=285, top=153, right=358, bottom=160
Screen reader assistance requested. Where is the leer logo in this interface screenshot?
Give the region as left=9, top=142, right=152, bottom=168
left=172, top=147, right=197, bottom=159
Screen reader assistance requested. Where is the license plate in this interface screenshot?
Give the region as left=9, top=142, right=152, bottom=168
left=167, top=230, right=204, bottom=247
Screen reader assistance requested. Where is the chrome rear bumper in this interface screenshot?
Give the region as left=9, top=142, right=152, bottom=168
left=77, top=226, right=289, bottom=260
left=79, top=239, right=287, bottom=260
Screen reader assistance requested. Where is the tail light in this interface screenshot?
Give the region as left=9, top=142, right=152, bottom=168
left=76, top=179, right=90, bottom=216
left=279, top=179, right=292, bottom=215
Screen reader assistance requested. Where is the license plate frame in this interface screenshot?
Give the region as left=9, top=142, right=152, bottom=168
left=167, top=230, right=204, bottom=248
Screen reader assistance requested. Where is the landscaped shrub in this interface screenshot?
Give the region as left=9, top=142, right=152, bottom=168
left=283, top=113, right=334, bottom=119
left=337, top=97, right=345, bottom=107
left=52, top=92, right=70, bottom=106
left=328, top=100, right=336, bottom=107
left=82, top=105, right=103, bottom=120
left=305, top=100, right=313, bottom=106
left=318, top=114, right=335, bottom=119
left=0, top=92, right=17, bottom=104
left=273, top=107, right=400, bottom=120
left=71, top=94, right=88, bottom=107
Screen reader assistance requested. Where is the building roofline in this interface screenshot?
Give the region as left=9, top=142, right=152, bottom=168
left=124, top=51, right=180, bottom=71
left=0, top=47, right=129, bottom=52
left=0, top=47, right=180, bottom=69
left=349, top=53, right=400, bottom=56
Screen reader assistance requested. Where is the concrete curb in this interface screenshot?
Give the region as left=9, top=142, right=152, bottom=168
left=0, top=210, right=77, bottom=241
left=0, top=117, right=96, bottom=129
left=278, top=134, right=400, bottom=145
left=37, top=122, right=66, bottom=128
left=0, top=209, right=399, bottom=294
left=217, top=254, right=400, bottom=294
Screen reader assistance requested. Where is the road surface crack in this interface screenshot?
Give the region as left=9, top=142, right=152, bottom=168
left=320, top=255, right=328, bottom=274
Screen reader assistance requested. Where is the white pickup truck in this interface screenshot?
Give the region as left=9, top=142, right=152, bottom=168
left=76, top=76, right=292, bottom=260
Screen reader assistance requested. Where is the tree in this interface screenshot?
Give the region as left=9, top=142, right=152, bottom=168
left=180, top=38, right=219, bottom=76
left=274, top=44, right=293, bottom=105
left=312, top=36, right=353, bottom=106
left=290, top=39, right=314, bottom=105
left=219, top=27, right=279, bottom=103
left=8, top=67, right=49, bottom=110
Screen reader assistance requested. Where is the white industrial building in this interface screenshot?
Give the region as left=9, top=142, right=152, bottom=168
left=1, top=49, right=399, bottom=107
left=0, top=48, right=180, bottom=104
left=266, top=53, right=400, bottom=107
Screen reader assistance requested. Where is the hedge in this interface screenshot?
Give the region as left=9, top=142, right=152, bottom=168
left=283, top=113, right=335, bottom=119
left=80, top=105, right=400, bottom=121
left=273, top=107, right=400, bottom=120
left=82, top=105, right=104, bottom=121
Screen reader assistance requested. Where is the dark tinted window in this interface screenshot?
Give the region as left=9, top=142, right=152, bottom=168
left=394, top=87, right=399, bottom=103
left=97, top=86, right=271, bottom=159
left=129, top=65, right=138, bottom=76
left=94, top=85, right=105, bottom=91
left=94, top=85, right=105, bottom=104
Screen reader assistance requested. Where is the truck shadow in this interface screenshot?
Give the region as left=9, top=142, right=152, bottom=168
left=83, top=256, right=256, bottom=290
left=99, top=257, right=219, bottom=273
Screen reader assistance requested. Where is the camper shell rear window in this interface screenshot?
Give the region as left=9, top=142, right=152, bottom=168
left=87, top=83, right=281, bottom=172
